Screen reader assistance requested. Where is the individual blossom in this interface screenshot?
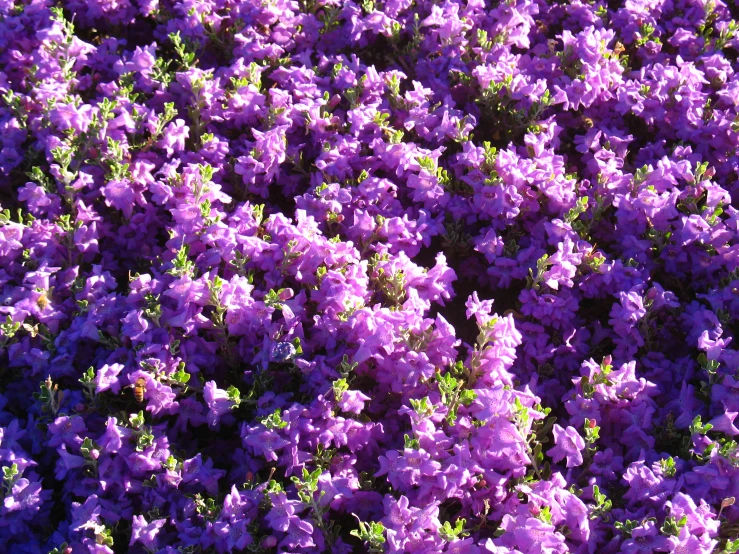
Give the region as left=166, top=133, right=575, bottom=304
left=47, top=416, right=87, bottom=449
left=337, top=389, right=371, bottom=414
left=3, top=477, right=44, bottom=514
left=70, top=495, right=101, bottom=532
left=708, top=411, right=739, bottom=436
left=265, top=491, right=302, bottom=532
left=172, top=397, right=207, bottom=435
left=181, top=454, right=225, bottom=496
left=279, top=517, right=315, bottom=550
left=129, top=514, right=166, bottom=550
left=620, top=520, right=672, bottom=553
left=213, top=517, right=253, bottom=552
left=101, top=180, right=137, bottom=219
left=242, top=426, right=290, bottom=462
left=157, top=119, right=189, bottom=156
left=203, top=381, right=240, bottom=428
left=547, top=424, right=586, bottom=467
left=94, top=363, right=124, bottom=394
left=541, top=236, right=583, bottom=290
left=465, top=291, right=495, bottom=327
left=497, top=514, right=568, bottom=553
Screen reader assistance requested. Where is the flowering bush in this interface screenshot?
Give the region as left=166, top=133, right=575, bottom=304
left=1, top=0, right=739, bottom=552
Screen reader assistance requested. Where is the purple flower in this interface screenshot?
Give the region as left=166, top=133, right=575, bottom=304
left=3, top=478, right=43, bottom=513
left=541, top=237, right=582, bottom=289
left=121, top=310, right=150, bottom=341
left=214, top=517, right=253, bottom=551
left=621, top=521, right=671, bottom=553
left=665, top=493, right=720, bottom=536
left=157, top=119, right=189, bottom=156
left=54, top=445, right=85, bottom=480
left=265, top=492, right=300, bottom=532
left=547, top=424, right=586, bottom=467
left=465, top=292, right=495, bottom=326
left=708, top=411, right=739, bottom=436
left=145, top=381, right=178, bottom=416
left=113, top=44, right=156, bottom=77
left=129, top=514, right=166, bottom=550
left=243, top=428, right=290, bottom=462
left=338, top=389, right=371, bottom=414
left=47, top=416, right=86, bottom=449
left=203, top=381, right=238, bottom=427
left=279, top=517, right=314, bottom=550
left=97, top=417, right=130, bottom=454
left=383, top=494, right=412, bottom=529
left=589, top=448, right=624, bottom=481
left=397, top=447, right=441, bottom=487
left=181, top=454, right=224, bottom=495
left=94, top=363, right=124, bottom=394
left=173, top=397, right=207, bottom=434
left=498, top=514, right=567, bottom=553
left=102, top=180, right=136, bottom=219
left=70, top=495, right=100, bottom=532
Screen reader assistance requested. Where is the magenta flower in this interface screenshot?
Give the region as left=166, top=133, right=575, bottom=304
left=621, top=521, right=671, bottom=553
left=243, top=428, right=290, bottom=462
left=203, top=381, right=238, bottom=427
left=547, top=424, right=586, bottom=467
left=101, top=180, right=136, bottom=219
left=338, top=389, right=371, bottom=414
left=1, top=0, right=739, bottom=551
left=157, top=119, right=189, bottom=156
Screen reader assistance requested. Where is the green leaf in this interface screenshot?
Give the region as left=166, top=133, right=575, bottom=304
left=459, top=389, right=477, bottom=406
left=350, top=519, right=386, bottom=551
left=172, top=363, right=191, bottom=384
left=261, top=408, right=287, bottom=429
left=409, top=397, right=433, bottom=417
left=333, top=378, right=349, bottom=402
left=129, top=411, right=145, bottom=429
left=439, top=518, right=468, bottom=541
left=226, top=386, right=242, bottom=406
left=3, top=463, right=19, bottom=481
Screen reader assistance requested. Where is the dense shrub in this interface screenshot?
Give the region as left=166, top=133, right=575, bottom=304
left=1, top=0, right=739, bottom=552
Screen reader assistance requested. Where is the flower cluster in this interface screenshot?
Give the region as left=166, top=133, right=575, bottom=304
left=1, top=0, right=739, bottom=552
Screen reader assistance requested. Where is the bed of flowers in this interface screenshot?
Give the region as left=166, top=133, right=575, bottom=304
left=1, top=0, right=739, bottom=552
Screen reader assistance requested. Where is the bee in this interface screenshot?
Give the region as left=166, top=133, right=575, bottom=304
left=132, top=377, right=147, bottom=403
left=36, top=291, right=49, bottom=310
left=503, top=308, right=524, bottom=320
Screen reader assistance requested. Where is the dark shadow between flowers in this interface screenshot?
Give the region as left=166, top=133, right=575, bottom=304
left=415, top=236, right=524, bottom=349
